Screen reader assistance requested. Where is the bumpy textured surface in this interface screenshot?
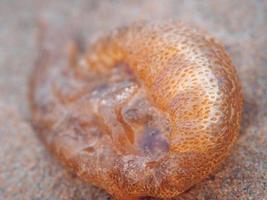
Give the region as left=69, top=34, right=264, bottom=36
left=29, top=21, right=242, bottom=199
left=1, top=1, right=267, bottom=200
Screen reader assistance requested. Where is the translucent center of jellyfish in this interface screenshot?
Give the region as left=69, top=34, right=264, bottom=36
left=89, top=63, right=171, bottom=157
left=54, top=62, right=171, bottom=158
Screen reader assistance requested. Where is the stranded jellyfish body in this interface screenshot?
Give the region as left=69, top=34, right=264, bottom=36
left=29, top=21, right=243, bottom=199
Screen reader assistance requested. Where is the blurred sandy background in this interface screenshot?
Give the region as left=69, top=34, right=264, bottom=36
left=1, top=0, right=267, bottom=199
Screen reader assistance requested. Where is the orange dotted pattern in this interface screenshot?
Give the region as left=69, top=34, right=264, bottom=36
left=30, top=21, right=243, bottom=199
